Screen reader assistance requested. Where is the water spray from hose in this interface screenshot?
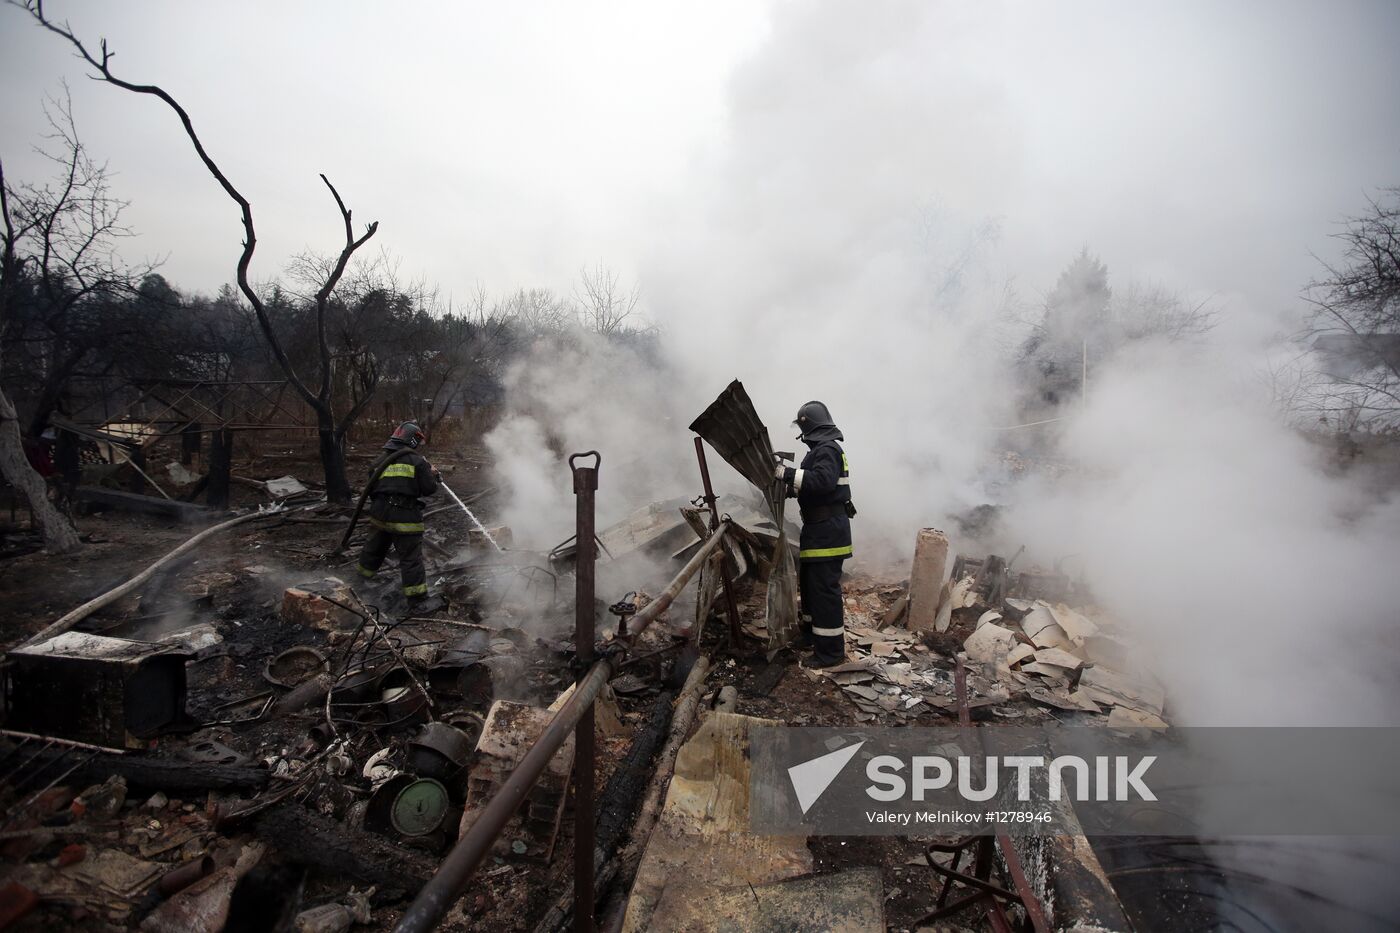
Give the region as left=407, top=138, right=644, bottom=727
left=441, top=482, right=504, bottom=552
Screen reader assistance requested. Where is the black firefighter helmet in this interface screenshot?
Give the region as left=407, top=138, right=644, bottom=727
left=385, top=421, right=426, bottom=451
left=793, top=401, right=843, bottom=443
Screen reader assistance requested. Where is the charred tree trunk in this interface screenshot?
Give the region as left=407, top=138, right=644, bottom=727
left=0, top=385, right=79, bottom=553
left=26, top=343, right=90, bottom=441
left=54, top=427, right=80, bottom=508
left=318, top=418, right=351, bottom=505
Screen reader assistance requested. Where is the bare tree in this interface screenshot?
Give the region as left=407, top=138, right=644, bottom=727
left=1112, top=281, right=1216, bottom=343
left=0, top=158, right=80, bottom=552
left=574, top=263, right=643, bottom=335
left=18, top=1, right=381, bottom=502
left=1303, top=187, right=1400, bottom=431
left=498, top=287, right=572, bottom=334
left=3, top=89, right=158, bottom=437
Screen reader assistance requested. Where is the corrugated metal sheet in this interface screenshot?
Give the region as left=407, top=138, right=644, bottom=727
left=689, top=380, right=799, bottom=649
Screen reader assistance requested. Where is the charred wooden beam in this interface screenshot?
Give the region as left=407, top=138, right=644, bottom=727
left=532, top=687, right=677, bottom=933
left=594, top=687, right=675, bottom=859
left=252, top=804, right=434, bottom=898
left=5, top=744, right=269, bottom=794
left=75, top=486, right=211, bottom=523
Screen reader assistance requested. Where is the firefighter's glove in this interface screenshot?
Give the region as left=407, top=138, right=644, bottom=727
left=774, top=463, right=789, bottom=481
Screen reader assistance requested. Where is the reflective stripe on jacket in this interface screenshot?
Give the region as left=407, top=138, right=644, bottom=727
left=789, top=440, right=852, bottom=561
left=367, top=449, right=438, bottom=531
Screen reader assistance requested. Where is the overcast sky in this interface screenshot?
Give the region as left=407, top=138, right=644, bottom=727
left=2, top=0, right=1398, bottom=326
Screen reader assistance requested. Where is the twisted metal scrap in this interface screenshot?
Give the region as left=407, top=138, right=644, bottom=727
left=688, top=380, right=798, bottom=650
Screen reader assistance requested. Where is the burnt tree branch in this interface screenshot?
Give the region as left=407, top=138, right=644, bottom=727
left=17, top=0, right=381, bottom=502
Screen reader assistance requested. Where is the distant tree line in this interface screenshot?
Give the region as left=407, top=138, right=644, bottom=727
left=0, top=108, right=657, bottom=473
left=3, top=0, right=657, bottom=525
left=0, top=28, right=653, bottom=553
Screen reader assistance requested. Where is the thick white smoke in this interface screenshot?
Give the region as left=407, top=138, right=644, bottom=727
left=483, top=0, right=1400, bottom=732
left=485, top=331, right=696, bottom=549
left=1009, top=336, right=1400, bottom=726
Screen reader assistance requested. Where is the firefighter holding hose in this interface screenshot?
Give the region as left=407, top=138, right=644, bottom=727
left=776, top=401, right=854, bottom=668
left=356, top=421, right=440, bottom=606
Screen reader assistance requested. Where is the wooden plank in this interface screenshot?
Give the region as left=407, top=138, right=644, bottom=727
left=622, top=712, right=810, bottom=932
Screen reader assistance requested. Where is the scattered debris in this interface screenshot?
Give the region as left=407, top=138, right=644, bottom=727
left=280, top=577, right=358, bottom=631
left=7, top=633, right=191, bottom=747
left=657, top=867, right=885, bottom=932
left=843, top=549, right=1172, bottom=733
left=263, top=646, right=330, bottom=688
left=0, top=419, right=1177, bottom=933
left=293, top=886, right=374, bottom=933
left=72, top=775, right=128, bottom=821
left=461, top=700, right=574, bottom=862
left=622, top=712, right=811, bottom=932
left=265, top=475, right=310, bottom=499
left=963, top=623, right=1018, bottom=671
left=689, top=380, right=800, bottom=650
left=933, top=573, right=975, bottom=634
left=1078, top=666, right=1166, bottom=717
left=1020, top=602, right=1073, bottom=650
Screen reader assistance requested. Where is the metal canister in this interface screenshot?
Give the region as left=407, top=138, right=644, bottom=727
left=406, top=722, right=475, bottom=782
left=390, top=777, right=452, bottom=837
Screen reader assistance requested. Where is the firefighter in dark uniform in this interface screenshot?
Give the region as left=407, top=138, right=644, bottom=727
left=776, top=401, right=853, bottom=668
left=356, top=421, right=440, bottom=603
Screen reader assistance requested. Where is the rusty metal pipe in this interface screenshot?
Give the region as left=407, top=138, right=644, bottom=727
left=395, top=659, right=611, bottom=933
left=693, top=437, right=743, bottom=646
left=571, top=453, right=599, bottom=933
left=623, top=522, right=731, bottom=645
left=156, top=854, right=216, bottom=898
left=396, top=496, right=727, bottom=933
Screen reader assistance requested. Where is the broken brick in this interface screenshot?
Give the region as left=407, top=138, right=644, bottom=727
left=280, top=577, right=359, bottom=631
left=57, top=843, right=86, bottom=867
left=0, top=883, right=39, bottom=929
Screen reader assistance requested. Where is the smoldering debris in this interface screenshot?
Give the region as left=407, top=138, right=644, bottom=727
left=757, top=528, right=1167, bottom=732
left=0, top=449, right=789, bottom=931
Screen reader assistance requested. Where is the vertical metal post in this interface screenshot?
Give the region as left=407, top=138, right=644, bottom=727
left=207, top=428, right=232, bottom=509
left=127, top=444, right=147, bottom=495
left=954, top=654, right=970, bottom=727
left=181, top=422, right=202, bottom=466
left=693, top=437, right=743, bottom=647
left=569, top=451, right=600, bottom=933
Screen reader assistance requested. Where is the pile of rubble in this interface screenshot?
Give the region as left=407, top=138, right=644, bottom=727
left=788, top=529, right=1169, bottom=730
left=0, top=522, right=607, bottom=925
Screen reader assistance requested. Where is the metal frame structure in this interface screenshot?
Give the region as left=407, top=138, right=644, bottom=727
left=78, top=378, right=317, bottom=440
left=912, top=657, right=1052, bottom=933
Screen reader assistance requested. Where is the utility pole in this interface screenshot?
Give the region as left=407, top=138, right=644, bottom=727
left=1081, top=338, right=1088, bottom=408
